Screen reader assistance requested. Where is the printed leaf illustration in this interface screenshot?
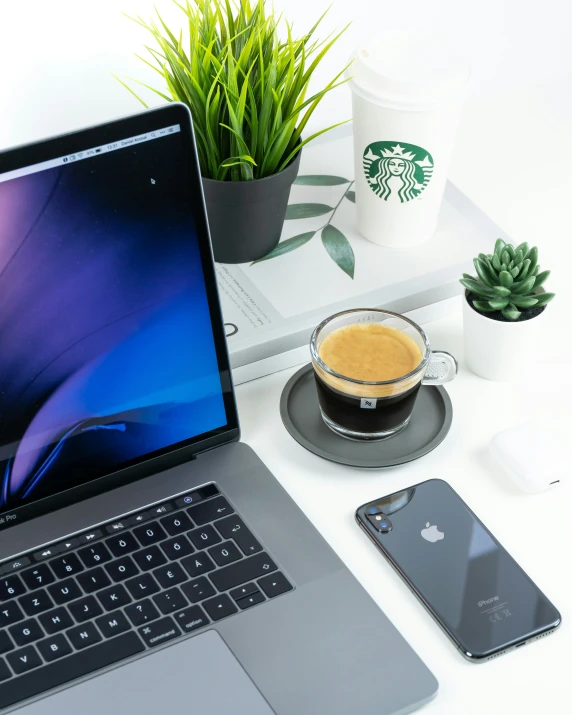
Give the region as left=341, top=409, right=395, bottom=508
left=252, top=232, right=315, bottom=264
left=285, top=203, right=333, bottom=220
left=294, top=174, right=350, bottom=186
left=321, top=225, right=355, bottom=279
left=345, top=190, right=355, bottom=203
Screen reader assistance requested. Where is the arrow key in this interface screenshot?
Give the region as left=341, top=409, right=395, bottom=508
left=258, top=572, right=293, bottom=599
left=202, top=594, right=238, bottom=622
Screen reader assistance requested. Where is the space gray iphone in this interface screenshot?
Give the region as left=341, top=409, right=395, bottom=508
left=356, top=479, right=561, bottom=662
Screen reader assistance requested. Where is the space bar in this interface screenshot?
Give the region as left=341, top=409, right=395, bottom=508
left=0, top=632, right=145, bottom=710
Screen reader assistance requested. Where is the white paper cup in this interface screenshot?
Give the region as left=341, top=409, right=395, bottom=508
left=348, top=30, right=470, bottom=248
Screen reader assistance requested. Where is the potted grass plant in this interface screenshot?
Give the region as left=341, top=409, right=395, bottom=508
left=460, top=238, right=555, bottom=381
left=118, top=0, right=350, bottom=263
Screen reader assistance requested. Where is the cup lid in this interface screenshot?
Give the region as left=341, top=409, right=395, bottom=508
left=348, top=29, right=470, bottom=111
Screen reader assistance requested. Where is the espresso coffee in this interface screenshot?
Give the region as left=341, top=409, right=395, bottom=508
left=318, top=323, right=422, bottom=382
left=314, top=323, right=424, bottom=438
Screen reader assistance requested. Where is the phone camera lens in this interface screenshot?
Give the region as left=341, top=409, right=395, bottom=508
left=365, top=510, right=392, bottom=532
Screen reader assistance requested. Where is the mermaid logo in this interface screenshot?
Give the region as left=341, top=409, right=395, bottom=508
left=363, top=141, right=434, bottom=203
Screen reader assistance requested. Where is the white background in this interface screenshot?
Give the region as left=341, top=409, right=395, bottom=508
left=1, top=2, right=572, bottom=714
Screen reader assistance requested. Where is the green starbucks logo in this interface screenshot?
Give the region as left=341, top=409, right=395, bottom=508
left=363, top=141, right=434, bottom=203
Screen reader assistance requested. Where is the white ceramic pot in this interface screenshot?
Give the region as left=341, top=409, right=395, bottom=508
left=462, top=291, right=547, bottom=381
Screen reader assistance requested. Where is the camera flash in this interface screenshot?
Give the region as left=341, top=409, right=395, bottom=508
left=375, top=515, right=382, bottom=521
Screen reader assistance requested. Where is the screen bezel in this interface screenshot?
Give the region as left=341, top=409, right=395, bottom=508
left=0, top=103, right=240, bottom=531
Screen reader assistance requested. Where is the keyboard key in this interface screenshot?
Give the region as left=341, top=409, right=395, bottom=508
left=0, top=631, right=13, bottom=655
left=160, top=511, right=193, bottom=535
left=19, top=590, right=54, bottom=616
left=125, top=599, right=160, bottom=627
left=21, top=565, right=55, bottom=591
left=125, top=573, right=160, bottom=600
left=149, top=503, right=173, bottom=517
left=39, top=607, right=73, bottom=635
left=174, top=605, right=209, bottom=633
left=7, top=645, right=41, bottom=675
left=2, top=557, right=31, bottom=573
left=208, top=541, right=242, bottom=567
left=133, top=521, right=168, bottom=547
left=153, top=587, right=188, bottom=615
left=133, top=546, right=167, bottom=572
left=37, top=634, right=72, bottom=662
left=210, top=553, right=277, bottom=592
left=181, top=552, right=216, bottom=579
left=161, top=535, right=194, bottom=560
left=138, top=616, right=180, bottom=648
left=188, top=525, right=222, bottom=549
left=236, top=591, right=265, bottom=610
left=202, top=594, right=238, bottom=621
left=188, top=496, right=234, bottom=525
left=106, top=533, right=139, bottom=557
left=78, top=542, right=112, bottom=568
left=230, top=582, right=259, bottom=601
left=77, top=567, right=111, bottom=594
left=105, top=520, right=130, bottom=535
left=50, top=554, right=84, bottom=579
left=105, top=556, right=139, bottom=583
left=48, top=579, right=82, bottom=605
left=33, top=547, right=60, bottom=562
left=0, top=659, right=11, bottom=682
left=9, top=619, right=44, bottom=646
left=69, top=596, right=103, bottom=623
left=0, top=575, right=26, bottom=600
left=55, top=538, right=80, bottom=553
left=67, top=622, right=102, bottom=650
left=258, top=572, right=293, bottom=599
left=175, top=491, right=203, bottom=508
left=181, top=577, right=216, bottom=604
left=127, top=511, right=152, bottom=527
left=153, top=563, right=187, bottom=589
left=79, top=529, right=103, bottom=544
left=215, top=515, right=263, bottom=556
left=0, top=633, right=144, bottom=710
left=0, top=601, right=24, bottom=627
left=97, top=584, right=131, bottom=612
left=96, top=611, right=130, bottom=638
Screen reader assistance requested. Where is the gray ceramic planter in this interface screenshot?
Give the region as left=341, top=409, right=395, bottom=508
left=202, top=150, right=301, bottom=264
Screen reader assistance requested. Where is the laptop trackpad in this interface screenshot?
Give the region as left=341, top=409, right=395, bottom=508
left=22, top=631, right=275, bottom=715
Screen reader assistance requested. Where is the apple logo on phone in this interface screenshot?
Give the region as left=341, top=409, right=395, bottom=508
left=421, top=522, right=444, bottom=543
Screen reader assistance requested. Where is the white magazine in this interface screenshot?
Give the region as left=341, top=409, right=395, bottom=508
left=217, top=128, right=508, bottom=384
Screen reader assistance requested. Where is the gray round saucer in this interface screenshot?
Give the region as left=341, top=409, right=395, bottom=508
left=280, top=364, right=453, bottom=468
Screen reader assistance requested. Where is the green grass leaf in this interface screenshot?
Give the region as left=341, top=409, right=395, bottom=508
left=285, top=203, right=333, bottom=219
left=122, top=0, right=349, bottom=180
left=293, top=175, right=350, bottom=186
left=251, top=231, right=315, bottom=263
left=321, top=225, right=355, bottom=278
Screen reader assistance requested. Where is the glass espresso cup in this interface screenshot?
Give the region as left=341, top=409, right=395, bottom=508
left=310, top=309, right=457, bottom=441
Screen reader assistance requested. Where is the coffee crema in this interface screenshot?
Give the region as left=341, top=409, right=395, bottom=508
left=318, top=323, right=423, bottom=381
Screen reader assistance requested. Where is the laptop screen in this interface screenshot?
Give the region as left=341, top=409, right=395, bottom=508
left=0, top=108, right=236, bottom=529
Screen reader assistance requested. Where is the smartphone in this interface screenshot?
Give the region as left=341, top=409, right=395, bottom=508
left=356, top=479, right=561, bottom=662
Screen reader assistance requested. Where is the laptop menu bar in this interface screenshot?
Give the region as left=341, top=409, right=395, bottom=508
left=0, top=124, right=181, bottom=184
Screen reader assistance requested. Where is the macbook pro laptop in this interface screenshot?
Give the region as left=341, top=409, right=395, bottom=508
left=0, top=104, right=437, bottom=714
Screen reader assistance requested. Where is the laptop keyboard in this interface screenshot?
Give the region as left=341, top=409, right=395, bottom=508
left=0, top=484, right=293, bottom=710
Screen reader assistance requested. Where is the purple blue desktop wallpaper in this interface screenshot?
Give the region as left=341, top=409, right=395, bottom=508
left=0, top=133, right=226, bottom=513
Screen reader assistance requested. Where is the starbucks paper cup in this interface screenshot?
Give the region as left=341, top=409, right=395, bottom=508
left=348, top=30, right=470, bottom=248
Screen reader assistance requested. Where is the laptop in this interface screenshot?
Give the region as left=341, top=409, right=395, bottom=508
left=0, top=103, right=437, bottom=715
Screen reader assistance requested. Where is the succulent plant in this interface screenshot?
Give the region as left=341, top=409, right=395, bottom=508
left=460, top=239, right=555, bottom=321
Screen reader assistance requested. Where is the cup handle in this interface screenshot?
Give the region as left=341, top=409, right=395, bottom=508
left=422, top=351, right=458, bottom=385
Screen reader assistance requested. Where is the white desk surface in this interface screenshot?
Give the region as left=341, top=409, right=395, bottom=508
left=236, top=80, right=572, bottom=715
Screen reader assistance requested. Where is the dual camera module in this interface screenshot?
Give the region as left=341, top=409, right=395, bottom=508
left=366, top=505, right=393, bottom=533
